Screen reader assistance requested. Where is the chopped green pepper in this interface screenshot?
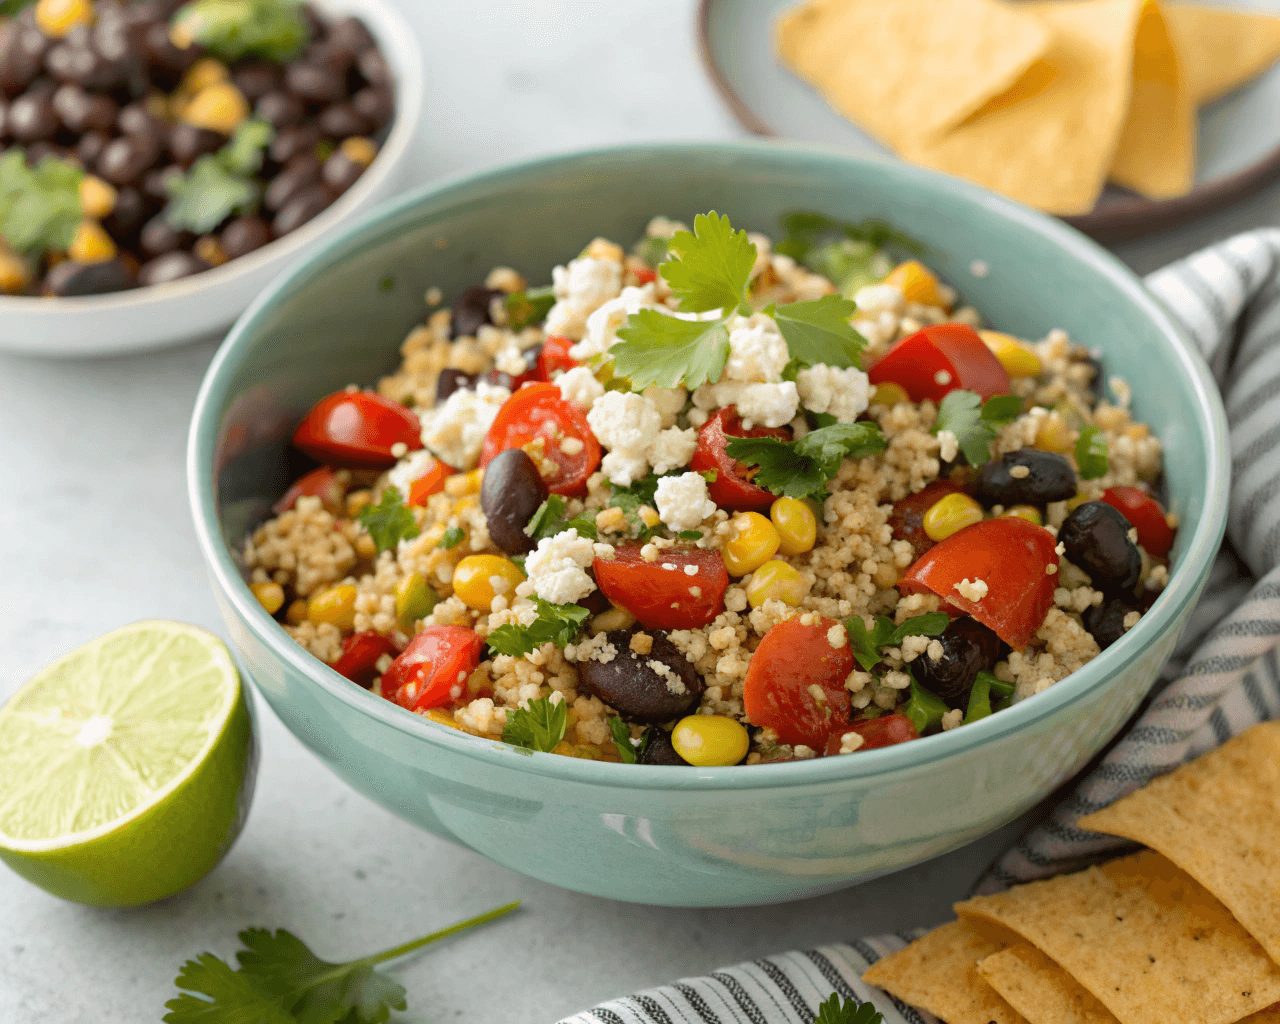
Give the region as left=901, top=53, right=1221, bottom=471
left=903, top=675, right=950, bottom=734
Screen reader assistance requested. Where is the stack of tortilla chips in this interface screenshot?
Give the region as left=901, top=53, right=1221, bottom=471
left=863, top=721, right=1280, bottom=1024
left=777, top=0, right=1280, bottom=214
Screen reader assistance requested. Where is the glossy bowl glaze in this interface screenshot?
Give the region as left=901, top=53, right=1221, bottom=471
left=188, top=142, right=1228, bottom=906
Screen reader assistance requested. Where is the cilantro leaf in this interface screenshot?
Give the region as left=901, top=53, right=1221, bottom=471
left=768, top=295, right=866, bottom=370
left=506, top=286, right=555, bottom=330
left=486, top=599, right=590, bottom=657
left=609, top=476, right=660, bottom=514
left=608, top=716, right=638, bottom=764
left=800, top=238, right=893, bottom=297
left=845, top=612, right=948, bottom=671
left=814, top=992, right=884, bottom=1024
left=163, top=953, right=296, bottom=1024
left=963, top=670, right=1016, bottom=724
left=438, top=526, right=465, bottom=549
left=933, top=390, right=1022, bottom=466
left=171, top=0, right=310, bottom=62
left=1075, top=423, right=1109, bottom=479
left=524, top=496, right=598, bottom=542
left=218, top=118, right=275, bottom=175
left=0, top=149, right=83, bottom=256
left=565, top=516, right=599, bottom=540
left=502, top=696, right=567, bottom=752
left=164, top=120, right=274, bottom=233
left=903, top=674, right=950, bottom=735
left=660, top=210, right=756, bottom=315
left=357, top=487, right=420, bottom=553
left=777, top=210, right=925, bottom=262
left=632, top=234, right=669, bottom=268
left=726, top=422, right=887, bottom=501
left=611, top=310, right=730, bottom=391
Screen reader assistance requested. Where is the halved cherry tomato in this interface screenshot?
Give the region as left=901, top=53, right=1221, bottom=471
left=292, top=390, right=423, bottom=469
left=868, top=324, right=1011, bottom=402
left=823, top=713, right=919, bottom=755
left=407, top=458, right=453, bottom=506
left=743, top=616, right=854, bottom=750
left=537, top=335, right=579, bottom=379
left=898, top=517, right=1058, bottom=650
left=381, top=625, right=485, bottom=711
left=593, top=544, right=728, bottom=630
left=887, top=479, right=966, bottom=556
left=634, top=267, right=658, bottom=286
left=480, top=382, right=601, bottom=496
left=273, top=466, right=344, bottom=515
left=690, top=407, right=792, bottom=512
left=331, top=631, right=399, bottom=689
left=1102, top=486, right=1175, bottom=558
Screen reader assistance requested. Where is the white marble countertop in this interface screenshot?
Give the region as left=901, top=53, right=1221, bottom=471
left=3, top=2, right=1277, bottom=1020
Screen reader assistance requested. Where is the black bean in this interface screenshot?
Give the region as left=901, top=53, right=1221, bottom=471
left=264, top=153, right=319, bottom=211
left=451, top=285, right=504, bottom=339
left=1082, top=598, right=1139, bottom=651
left=284, top=60, right=345, bottom=103
left=231, top=59, right=281, bottom=102
left=45, top=40, right=116, bottom=90
left=479, top=448, right=549, bottom=555
left=167, top=121, right=224, bottom=165
left=268, top=123, right=319, bottom=164
left=326, top=16, right=376, bottom=58
left=298, top=3, right=326, bottom=41
left=1, top=22, right=49, bottom=96
left=103, top=184, right=147, bottom=238
left=24, top=140, right=69, bottom=164
left=255, top=89, right=303, bottom=129
left=0, top=97, right=8, bottom=140
left=6, top=90, right=58, bottom=142
left=51, top=83, right=118, bottom=132
left=579, top=629, right=706, bottom=724
left=434, top=367, right=475, bottom=403
left=42, top=258, right=136, bottom=296
left=639, top=727, right=691, bottom=766
left=351, top=85, right=392, bottom=130
left=142, top=21, right=198, bottom=82
left=1060, top=500, right=1142, bottom=594
left=139, top=214, right=189, bottom=257
left=320, top=149, right=363, bottom=191
left=317, top=101, right=368, bottom=139
left=975, top=448, right=1077, bottom=506
left=271, top=183, right=333, bottom=236
left=75, top=127, right=112, bottom=165
left=908, top=617, right=1001, bottom=709
left=116, top=100, right=160, bottom=137
left=220, top=215, right=270, bottom=259
left=356, top=48, right=390, bottom=87
left=303, top=40, right=353, bottom=73
left=137, top=249, right=206, bottom=286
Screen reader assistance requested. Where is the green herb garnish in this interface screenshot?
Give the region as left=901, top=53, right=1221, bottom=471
left=501, top=696, right=567, bottom=752
left=632, top=234, right=669, bottom=269
left=814, top=992, right=885, bottom=1024
left=903, top=675, right=951, bottom=735
left=357, top=486, right=420, bottom=553
left=0, top=149, right=83, bottom=256
left=486, top=599, right=590, bottom=657
left=932, top=390, right=1023, bottom=466
left=765, top=295, right=866, bottom=369
left=171, top=0, right=310, bottom=62
left=524, top=495, right=598, bottom=542
left=506, top=285, right=555, bottom=330
left=438, top=526, right=465, bottom=549
left=1075, top=423, right=1109, bottom=480
left=963, top=670, right=1016, bottom=724
left=164, top=119, right=275, bottom=233
left=725, top=421, right=887, bottom=503
left=775, top=210, right=925, bottom=262
left=608, top=716, right=640, bottom=764
left=800, top=238, right=894, bottom=298
left=844, top=612, right=950, bottom=673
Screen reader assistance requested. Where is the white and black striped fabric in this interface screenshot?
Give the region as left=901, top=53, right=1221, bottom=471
left=561, top=231, right=1280, bottom=1024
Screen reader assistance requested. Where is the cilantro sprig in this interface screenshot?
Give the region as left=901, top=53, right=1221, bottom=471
left=844, top=612, right=949, bottom=672
left=776, top=210, right=925, bottom=263
left=438, top=526, right=465, bottom=549
left=903, top=674, right=951, bottom=735
left=162, top=902, right=519, bottom=1024
left=964, top=670, right=1016, bottom=724
left=0, top=149, right=83, bottom=256
left=486, top=599, right=590, bottom=657
left=725, top=421, right=887, bottom=502
left=932, top=391, right=1022, bottom=466
left=357, top=486, right=420, bottom=553
left=502, top=696, right=567, bottom=752
left=608, top=716, right=647, bottom=764
left=1075, top=423, right=1109, bottom=479
left=164, top=119, right=275, bottom=234
left=814, top=992, right=885, bottom=1024
left=524, top=495, right=598, bottom=542
left=171, top=0, right=310, bottom=62
left=506, top=286, right=555, bottom=330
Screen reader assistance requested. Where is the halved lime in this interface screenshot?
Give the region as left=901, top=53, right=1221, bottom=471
left=0, top=621, right=256, bottom=906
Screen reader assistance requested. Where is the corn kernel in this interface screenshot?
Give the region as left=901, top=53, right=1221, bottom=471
left=250, top=581, right=284, bottom=615
left=0, top=245, right=30, bottom=294
left=671, top=715, right=750, bottom=767
left=180, top=58, right=229, bottom=94
left=340, top=136, right=378, bottom=168
left=871, top=381, right=910, bottom=407
left=78, top=175, right=116, bottom=219
left=445, top=468, right=483, bottom=497
left=638, top=505, right=660, bottom=529
left=770, top=497, right=817, bottom=556
left=308, top=584, right=357, bottom=629
left=584, top=237, right=624, bottom=263
left=1003, top=505, right=1043, bottom=526
left=194, top=235, right=228, bottom=267
left=182, top=81, right=249, bottom=134
left=346, top=489, right=373, bottom=517
left=354, top=534, right=377, bottom=560
left=35, top=0, right=94, bottom=38
left=285, top=598, right=309, bottom=625
left=1034, top=413, right=1073, bottom=454
left=452, top=554, right=524, bottom=611
left=745, top=560, right=809, bottom=608
left=722, top=512, right=781, bottom=576
left=67, top=220, right=116, bottom=264
left=922, top=492, right=984, bottom=542
left=882, top=259, right=945, bottom=308
left=980, top=330, right=1042, bottom=378
left=425, top=708, right=460, bottom=730
left=591, top=605, right=634, bottom=634
left=395, top=573, right=438, bottom=628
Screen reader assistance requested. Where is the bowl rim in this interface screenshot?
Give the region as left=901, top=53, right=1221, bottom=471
left=188, top=138, right=1231, bottom=792
left=0, top=0, right=421, bottom=317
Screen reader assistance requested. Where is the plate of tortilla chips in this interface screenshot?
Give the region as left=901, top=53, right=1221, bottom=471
left=699, top=0, right=1280, bottom=238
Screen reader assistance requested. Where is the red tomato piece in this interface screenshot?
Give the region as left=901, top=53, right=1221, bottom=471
left=273, top=466, right=344, bottom=515
left=1102, top=486, right=1175, bottom=558
left=633, top=267, right=658, bottom=286
left=331, top=631, right=399, bottom=689
left=690, top=407, right=791, bottom=512
left=537, top=335, right=579, bottom=379
left=480, top=382, right=601, bottom=496
left=743, top=616, right=855, bottom=749
left=887, top=479, right=966, bottom=557
left=407, top=458, right=453, bottom=506
left=593, top=544, right=728, bottom=630
left=823, top=713, right=919, bottom=755
left=868, top=324, right=1011, bottom=402
left=381, top=625, right=485, bottom=711
left=292, top=390, right=423, bottom=469
left=898, top=517, right=1058, bottom=650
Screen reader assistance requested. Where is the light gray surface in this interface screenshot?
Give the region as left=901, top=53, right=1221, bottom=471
left=2, top=1, right=1276, bottom=1021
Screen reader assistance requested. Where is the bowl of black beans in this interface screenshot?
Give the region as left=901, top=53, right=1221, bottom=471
left=0, top=0, right=420, bottom=356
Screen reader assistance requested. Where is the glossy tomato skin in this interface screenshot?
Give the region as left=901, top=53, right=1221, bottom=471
left=888, top=479, right=966, bottom=557
left=823, top=713, right=919, bottom=755
left=633, top=267, right=658, bottom=286
left=593, top=544, right=729, bottom=630
left=480, top=382, right=601, bottom=496
left=743, top=616, right=855, bottom=750
left=868, top=324, right=1011, bottom=402
left=407, top=458, right=452, bottom=506
left=1102, top=486, right=1175, bottom=558
left=273, top=466, right=344, bottom=515
left=332, top=631, right=399, bottom=689
left=691, top=408, right=791, bottom=512
left=381, top=625, right=485, bottom=711
left=292, top=390, right=423, bottom=469
left=537, top=335, right=579, bottom=379
left=899, top=517, right=1058, bottom=650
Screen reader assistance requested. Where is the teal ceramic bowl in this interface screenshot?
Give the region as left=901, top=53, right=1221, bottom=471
left=188, top=142, right=1229, bottom=907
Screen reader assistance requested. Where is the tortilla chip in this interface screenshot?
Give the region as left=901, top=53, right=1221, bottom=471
left=1109, top=0, right=1196, bottom=199
left=1167, top=3, right=1280, bottom=105
left=956, top=850, right=1280, bottom=1024
left=1079, top=720, right=1280, bottom=965
left=775, top=0, right=1051, bottom=150
left=861, top=919, right=1029, bottom=1024
left=900, top=0, right=1145, bottom=215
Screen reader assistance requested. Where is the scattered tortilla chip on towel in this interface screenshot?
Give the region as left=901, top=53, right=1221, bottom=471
left=955, top=850, right=1280, bottom=1024
left=1167, top=2, right=1280, bottom=105
left=899, top=0, right=1145, bottom=215
left=860, top=919, right=1029, bottom=1024
left=774, top=0, right=1051, bottom=151
left=1079, top=720, right=1280, bottom=964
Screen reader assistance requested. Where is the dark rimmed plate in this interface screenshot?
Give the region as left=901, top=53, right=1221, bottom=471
left=698, top=0, right=1280, bottom=240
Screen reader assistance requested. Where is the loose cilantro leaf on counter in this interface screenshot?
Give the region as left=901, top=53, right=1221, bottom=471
left=0, top=149, right=83, bottom=255
left=1075, top=423, right=1109, bottom=479
left=726, top=422, right=887, bottom=502
left=506, top=285, right=555, bottom=330
left=525, top=496, right=598, bottom=542
left=814, top=992, right=884, bottom=1024
left=609, top=716, right=639, bottom=764
left=171, top=0, right=310, bottom=63
left=164, top=119, right=275, bottom=233
left=766, top=295, right=866, bottom=370
left=438, top=526, right=465, bottom=549
left=502, top=696, right=568, bottom=752
left=486, top=599, right=590, bottom=657
left=932, top=390, right=1022, bottom=466
left=612, top=310, right=731, bottom=391
left=357, top=486, right=420, bottom=553
left=903, top=674, right=951, bottom=735
left=845, top=612, right=950, bottom=672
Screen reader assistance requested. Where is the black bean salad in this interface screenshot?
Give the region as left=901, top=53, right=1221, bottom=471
left=0, top=0, right=394, bottom=295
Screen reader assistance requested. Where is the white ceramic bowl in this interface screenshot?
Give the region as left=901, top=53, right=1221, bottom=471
left=0, top=0, right=421, bottom=359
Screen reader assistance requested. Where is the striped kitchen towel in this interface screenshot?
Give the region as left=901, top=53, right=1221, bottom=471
left=560, top=230, right=1280, bottom=1024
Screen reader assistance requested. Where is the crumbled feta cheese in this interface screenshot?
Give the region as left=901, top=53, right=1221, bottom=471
left=654, top=472, right=717, bottom=533
left=419, top=383, right=510, bottom=469
left=517, top=528, right=615, bottom=605
left=648, top=426, right=697, bottom=475
left=954, top=577, right=989, bottom=602
left=941, top=708, right=964, bottom=731
left=641, top=384, right=688, bottom=428
left=493, top=344, right=527, bottom=376
left=648, top=659, right=687, bottom=695
left=853, top=283, right=905, bottom=315
left=588, top=391, right=696, bottom=485
left=796, top=363, right=871, bottom=423
left=838, top=731, right=865, bottom=755
left=691, top=380, right=800, bottom=429
left=556, top=365, right=605, bottom=410
left=386, top=447, right=438, bottom=495
left=724, top=313, right=789, bottom=382
left=569, top=283, right=656, bottom=361
left=545, top=256, right=624, bottom=341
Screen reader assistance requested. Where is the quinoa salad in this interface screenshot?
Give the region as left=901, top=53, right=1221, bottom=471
left=241, top=211, right=1176, bottom=767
